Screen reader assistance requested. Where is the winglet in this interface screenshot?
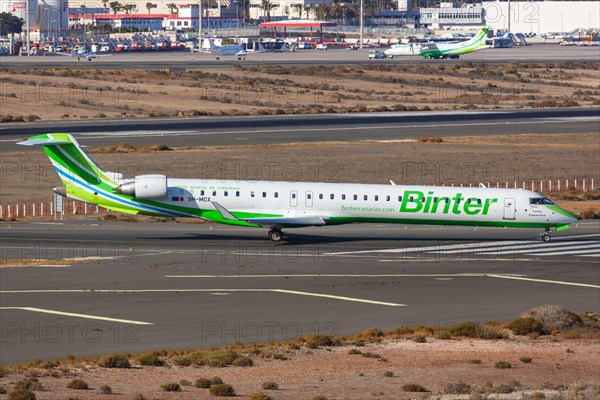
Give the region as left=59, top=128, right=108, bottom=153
left=212, top=202, right=239, bottom=221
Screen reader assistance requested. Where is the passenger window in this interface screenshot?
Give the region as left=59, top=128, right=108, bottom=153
left=386, top=195, right=390, bottom=201
left=398, top=196, right=402, bottom=202
left=307, top=193, right=312, bottom=199
left=251, top=191, right=255, bottom=197
left=236, top=191, right=240, bottom=197
left=374, top=195, right=379, bottom=201
left=319, top=194, right=323, bottom=199
left=342, top=194, right=346, bottom=200
left=292, top=193, right=296, bottom=199
left=224, top=191, right=228, bottom=197
left=212, top=190, right=217, bottom=196
left=353, top=195, right=358, bottom=200
left=200, top=190, right=205, bottom=196
left=330, top=194, right=334, bottom=200
left=262, top=192, right=267, bottom=198
left=364, top=195, right=368, bottom=201
left=274, top=192, right=278, bottom=198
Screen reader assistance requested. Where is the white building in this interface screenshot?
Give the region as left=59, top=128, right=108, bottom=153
left=420, top=2, right=485, bottom=29
left=482, top=1, right=600, bottom=35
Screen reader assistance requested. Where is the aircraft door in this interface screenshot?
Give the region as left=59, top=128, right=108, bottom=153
left=305, top=191, right=313, bottom=207
left=503, top=198, right=516, bottom=220
left=290, top=190, right=298, bottom=207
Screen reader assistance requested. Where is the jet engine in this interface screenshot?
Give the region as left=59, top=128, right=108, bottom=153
left=116, top=174, right=167, bottom=199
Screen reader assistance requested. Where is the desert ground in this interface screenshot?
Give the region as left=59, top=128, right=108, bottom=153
left=0, top=318, right=598, bottom=400
left=1, top=62, right=599, bottom=122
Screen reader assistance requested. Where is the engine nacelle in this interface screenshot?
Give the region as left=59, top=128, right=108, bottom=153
left=116, top=174, right=167, bottom=199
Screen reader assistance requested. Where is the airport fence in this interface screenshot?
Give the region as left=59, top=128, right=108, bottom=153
left=444, top=178, right=597, bottom=192
left=0, top=201, right=110, bottom=220
left=0, top=178, right=597, bottom=220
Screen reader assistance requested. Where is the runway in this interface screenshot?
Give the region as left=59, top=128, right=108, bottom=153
left=1, top=44, right=599, bottom=69
left=1, top=107, right=599, bottom=152
left=1, top=220, right=598, bottom=364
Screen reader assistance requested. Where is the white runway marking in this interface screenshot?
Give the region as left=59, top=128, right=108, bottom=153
left=0, top=289, right=405, bottom=307
left=329, top=235, right=600, bottom=258
left=0, top=307, right=153, bottom=325
left=486, top=275, right=600, bottom=289
left=164, top=273, right=600, bottom=289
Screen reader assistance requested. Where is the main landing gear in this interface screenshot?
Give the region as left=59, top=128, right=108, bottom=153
left=268, top=227, right=284, bottom=242
left=540, top=228, right=552, bottom=242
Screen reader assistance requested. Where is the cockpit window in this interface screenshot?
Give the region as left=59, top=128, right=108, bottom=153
left=530, top=198, right=555, bottom=205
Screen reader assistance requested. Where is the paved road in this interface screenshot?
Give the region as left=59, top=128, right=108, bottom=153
left=1, top=44, right=599, bottom=69
left=1, top=108, right=599, bottom=152
left=1, top=220, right=598, bottom=364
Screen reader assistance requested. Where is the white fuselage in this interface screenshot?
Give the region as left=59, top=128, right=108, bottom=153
left=158, top=179, right=573, bottom=228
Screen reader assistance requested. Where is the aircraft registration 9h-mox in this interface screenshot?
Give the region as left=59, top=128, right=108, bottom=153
left=19, top=134, right=577, bottom=242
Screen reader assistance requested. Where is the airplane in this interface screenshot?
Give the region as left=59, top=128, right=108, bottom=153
left=418, top=26, right=491, bottom=59
left=56, top=49, right=113, bottom=61
left=19, top=133, right=577, bottom=242
left=208, top=40, right=248, bottom=60
left=384, top=42, right=422, bottom=58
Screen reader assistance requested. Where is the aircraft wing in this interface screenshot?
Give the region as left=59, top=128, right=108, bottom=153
left=212, top=202, right=326, bottom=227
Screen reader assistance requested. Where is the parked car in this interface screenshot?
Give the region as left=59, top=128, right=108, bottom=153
left=316, top=43, right=328, bottom=50
left=297, top=42, right=312, bottom=49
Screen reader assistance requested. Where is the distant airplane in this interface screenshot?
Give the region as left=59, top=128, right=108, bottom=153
left=56, top=49, right=113, bottom=61
left=19, top=133, right=577, bottom=242
left=418, top=26, right=491, bottom=59
left=384, top=42, right=423, bottom=58
left=208, top=40, right=248, bottom=60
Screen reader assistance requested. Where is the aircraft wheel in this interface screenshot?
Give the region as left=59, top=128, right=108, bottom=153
left=542, top=234, right=551, bottom=242
left=269, top=228, right=283, bottom=242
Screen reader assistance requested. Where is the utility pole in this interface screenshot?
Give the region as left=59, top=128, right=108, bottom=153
left=507, top=0, right=511, bottom=34
left=359, top=0, right=363, bottom=49
left=199, top=0, right=203, bottom=51
left=25, top=0, right=30, bottom=56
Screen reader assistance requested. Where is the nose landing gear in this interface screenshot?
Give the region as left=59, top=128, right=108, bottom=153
left=540, top=228, right=552, bottom=242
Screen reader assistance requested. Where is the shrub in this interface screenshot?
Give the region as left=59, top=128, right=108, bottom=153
left=495, top=361, right=512, bottom=369
left=209, top=383, right=235, bottom=396
left=0, top=366, right=6, bottom=377
left=97, top=354, right=130, bottom=368
left=187, top=350, right=241, bottom=367
left=173, top=356, right=192, bottom=366
left=180, top=379, right=192, bottom=386
left=348, top=348, right=361, bottom=355
left=15, top=378, right=44, bottom=391
left=313, top=396, right=329, bottom=400
left=402, top=384, right=427, bottom=392
left=383, top=371, right=394, bottom=377
left=417, top=136, right=443, bottom=143
left=8, top=390, right=36, bottom=400
left=210, top=376, right=224, bottom=385
left=519, top=356, right=533, bottom=363
left=413, top=334, right=427, bottom=343
left=488, top=380, right=521, bottom=394
left=262, top=381, right=279, bottom=390
left=358, top=327, right=384, bottom=340
left=0, top=386, right=6, bottom=394
left=470, top=359, right=482, bottom=364
left=231, top=356, right=253, bottom=366
left=66, top=379, right=89, bottom=390
left=160, top=382, right=180, bottom=392
left=508, top=317, right=544, bottom=335
left=521, top=305, right=582, bottom=333
left=99, top=385, right=112, bottom=394
left=196, top=378, right=212, bottom=388
left=250, top=393, right=273, bottom=400
left=132, top=394, right=146, bottom=400
left=137, top=352, right=165, bottom=366
left=445, top=382, right=472, bottom=394
left=305, top=334, right=339, bottom=348
left=447, top=322, right=482, bottom=337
